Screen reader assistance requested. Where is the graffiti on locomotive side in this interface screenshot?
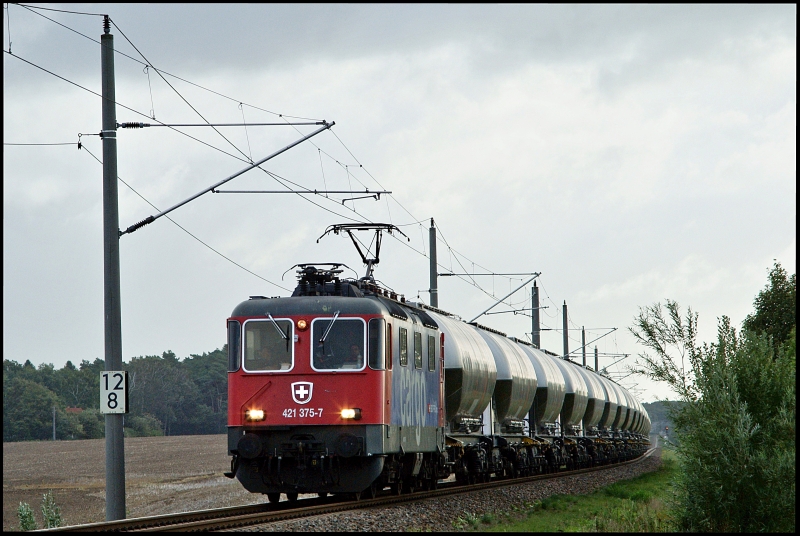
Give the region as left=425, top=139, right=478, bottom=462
left=397, top=367, right=427, bottom=446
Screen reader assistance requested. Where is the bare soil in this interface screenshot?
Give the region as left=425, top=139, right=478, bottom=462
left=2, top=434, right=264, bottom=530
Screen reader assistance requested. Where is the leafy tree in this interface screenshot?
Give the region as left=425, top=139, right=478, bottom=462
left=124, top=413, right=163, bottom=437
left=3, top=378, right=61, bottom=441
left=3, top=346, right=231, bottom=441
left=630, top=292, right=795, bottom=531
left=743, top=261, right=796, bottom=351
left=78, top=409, right=105, bottom=439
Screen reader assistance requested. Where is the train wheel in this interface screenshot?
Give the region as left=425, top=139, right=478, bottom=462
left=351, top=491, right=362, bottom=501
left=317, top=492, right=328, bottom=498
left=430, top=478, right=438, bottom=490
left=286, top=492, right=298, bottom=502
left=404, top=480, right=416, bottom=494
left=267, top=493, right=281, bottom=504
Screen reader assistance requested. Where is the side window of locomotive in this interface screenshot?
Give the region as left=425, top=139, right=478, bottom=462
left=414, top=332, right=422, bottom=369
left=312, top=318, right=365, bottom=370
left=386, top=323, right=393, bottom=370
left=227, top=320, right=241, bottom=372
left=427, top=334, right=436, bottom=372
left=368, top=318, right=385, bottom=370
left=243, top=319, right=293, bottom=372
left=399, top=327, right=408, bottom=366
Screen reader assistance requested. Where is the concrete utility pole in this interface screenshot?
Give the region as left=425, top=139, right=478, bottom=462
left=582, top=327, right=586, bottom=367
left=101, top=15, right=126, bottom=522
left=562, top=301, right=569, bottom=360
left=429, top=218, right=438, bottom=307
left=531, top=282, right=540, bottom=349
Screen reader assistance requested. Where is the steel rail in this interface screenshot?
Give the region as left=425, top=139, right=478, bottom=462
left=40, top=449, right=655, bottom=532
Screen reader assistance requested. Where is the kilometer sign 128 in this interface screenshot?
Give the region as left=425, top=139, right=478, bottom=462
left=100, top=371, right=129, bottom=414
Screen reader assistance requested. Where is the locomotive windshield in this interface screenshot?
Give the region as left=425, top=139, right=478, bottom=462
left=243, top=319, right=293, bottom=372
left=312, top=317, right=365, bottom=370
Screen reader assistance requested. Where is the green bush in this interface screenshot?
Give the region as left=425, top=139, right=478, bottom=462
left=41, top=490, right=62, bottom=528
left=18, top=502, right=37, bottom=531
left=124, top=413, right=164, bottom=437
left=629, top=263, right=796, bottom=532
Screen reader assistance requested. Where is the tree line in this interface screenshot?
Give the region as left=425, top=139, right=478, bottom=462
left=630, top=261, right=795, bottom=532
left=3, top=348, right=228, bottom=442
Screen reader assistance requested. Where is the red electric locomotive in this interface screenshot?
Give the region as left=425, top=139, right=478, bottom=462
left=226, top=263, right=444, bottom=501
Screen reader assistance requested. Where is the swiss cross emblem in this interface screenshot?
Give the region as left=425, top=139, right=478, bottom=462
left=291, top=382, right=313, bottom=405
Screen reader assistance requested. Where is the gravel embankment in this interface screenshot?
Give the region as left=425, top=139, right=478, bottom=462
left=245, top=452, right=662, bottom=532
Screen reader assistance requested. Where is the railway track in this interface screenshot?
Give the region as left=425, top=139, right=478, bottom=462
left=40, top=449, right=655, bottom=532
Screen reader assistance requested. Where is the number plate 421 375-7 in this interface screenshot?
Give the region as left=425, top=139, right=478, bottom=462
left=282, top=408, right=324, bottom=418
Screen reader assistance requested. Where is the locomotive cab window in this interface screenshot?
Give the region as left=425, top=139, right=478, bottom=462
left=243, top=319, right=293, bottom=372
left=414, top=332, right=423, bottom=369
left=368, top=318, right=385, bottom=370
left=399, top=327, right=408, bottom=366
left=312, top=317, right=366, bottom=371
left=427, top=334, right=436, bottom=371
left=227, top=320, right=241, bottom=372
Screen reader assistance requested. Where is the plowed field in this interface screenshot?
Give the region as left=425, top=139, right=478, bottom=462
left=2, top=434, right=263, bottom=530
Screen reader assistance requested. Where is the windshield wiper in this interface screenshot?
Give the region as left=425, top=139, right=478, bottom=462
left=266, top=313, right=288, bottom=339
left=319, top=311, right=340, bottom=343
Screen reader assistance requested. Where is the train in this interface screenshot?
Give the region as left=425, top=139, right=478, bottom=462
left=224, top=262, right=651, bottom=502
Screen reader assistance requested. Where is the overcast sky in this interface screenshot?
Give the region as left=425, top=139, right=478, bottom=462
left=4, top=4, right=796, bottom=402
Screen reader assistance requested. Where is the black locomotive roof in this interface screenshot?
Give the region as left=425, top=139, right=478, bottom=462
left=230, top=294, right=438, bottom=330
left=231, top=295, right=387, bottom=318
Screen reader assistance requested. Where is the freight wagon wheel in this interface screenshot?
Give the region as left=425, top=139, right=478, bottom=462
left=286, top=492, right=298, bottom=502
left=391, top=480, right=403, bottom=495
left=267, top=493, right=281, bottom=504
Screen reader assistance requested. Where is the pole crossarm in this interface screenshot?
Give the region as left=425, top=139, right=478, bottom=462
left=468, top=272, right=540, bottom=323
left=212, top=189, right=390, bottom=197
left=119, top=121, right=334, bottom=236
left=118, top=121, right=325, bottom=128
left=564, top=327, right=618, bottom=358
left=484, top=306, right=549, bottom=315
left=439, top=272, right=539, bottom=276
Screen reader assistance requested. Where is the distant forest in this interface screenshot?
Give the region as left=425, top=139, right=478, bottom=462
left=3, top=345, right=677, bottom=442
left=3, top=348, right=227, bottom=442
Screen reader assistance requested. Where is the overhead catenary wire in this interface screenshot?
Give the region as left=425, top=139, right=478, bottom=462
left=7, top=2, right=513, bottom=300
left=10, top=3, right=322, bottom=122
left=80, top=144, right=291, bottom=292
left=9, top=6, right=573, bottom=331
left=3, top=50, right=255, bottom=164
left=12, top=3, right=106, bottom=16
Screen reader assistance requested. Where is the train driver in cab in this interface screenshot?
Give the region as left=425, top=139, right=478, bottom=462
left=342, top=344, right=363, bottom=368
left=249, top=345, right=289, bottom=371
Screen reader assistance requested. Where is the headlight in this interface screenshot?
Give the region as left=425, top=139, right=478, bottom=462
left=297, top=319, right=308, bottom=331
left=340, top=408, right=362, bottom=420
left=246, top=409, right=265, bottom=421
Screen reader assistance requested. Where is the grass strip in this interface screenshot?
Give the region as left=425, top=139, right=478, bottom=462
left=452, top=450, right=677, bottom=532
